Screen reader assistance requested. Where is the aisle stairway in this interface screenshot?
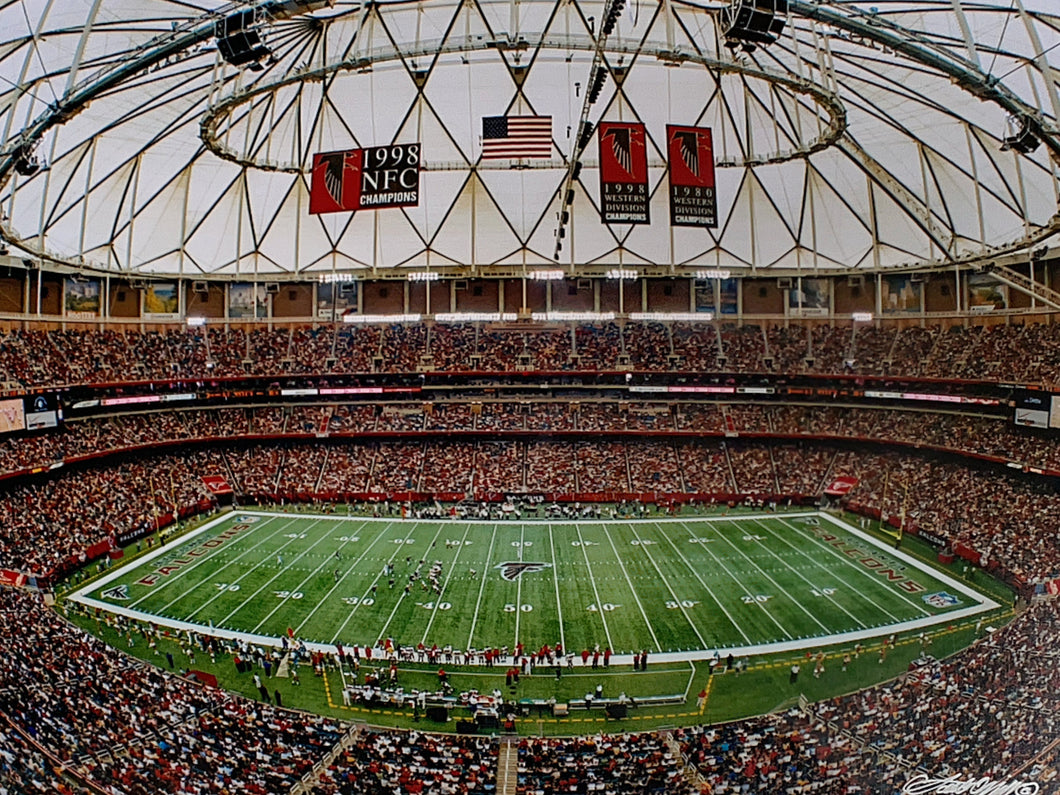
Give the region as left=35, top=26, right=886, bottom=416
left=497, top=735, right=520, bottom=795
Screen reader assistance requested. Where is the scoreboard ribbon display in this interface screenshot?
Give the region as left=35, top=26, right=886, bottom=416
left=598, top=122, right=650, bottom=224
left=310, top=143, right=420, bottom=214
left=667, top=125, right=717, bottom=227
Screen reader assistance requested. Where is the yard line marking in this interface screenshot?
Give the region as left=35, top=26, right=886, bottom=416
left=779, top=516, right=933, bottom=617
left=669, top=520, right=789, bottom=642
left=419, top=524, right=473, bottom=644
left=547, top=523, right=566, bottom=653
left=466, top=524, right=499, bottom=649
left=599, top=524, right=660, bottom=652
left=290, top=518, right=380, bottom=635
left=514, top=524, right=525, bottom=649
left=708, top=520, right=833, bottom=634
left=748, top=518, right=872, bottom=628
left=144, top=515, right=309, bottom=613
left=374, top=522, right=448, bottom=644
left=206, top=517, right=334, bottom=626
left=329, top=521, right=428, bottom=644
left=183, top=517, right=330, bottom=623
left=573, top=524, right=614, bottom=651
left=624, top=522, right=707, bottom=649
left=127, top=514, right=294, bottom=610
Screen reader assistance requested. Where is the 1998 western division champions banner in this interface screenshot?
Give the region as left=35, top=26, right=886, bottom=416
left=598, top=122, right=649, bottom=224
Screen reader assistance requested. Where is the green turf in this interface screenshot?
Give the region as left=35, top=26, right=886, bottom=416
left=70, top=508, right=999, bottom=657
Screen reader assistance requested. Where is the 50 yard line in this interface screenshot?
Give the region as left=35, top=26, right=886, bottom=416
left=513, top=524, right=525, bottom=649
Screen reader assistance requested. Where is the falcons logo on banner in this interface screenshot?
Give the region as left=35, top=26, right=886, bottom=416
left=604, top=127, right=633, bottom=176
left=310, top=150, right=363, bottom=214
left=674, top=130, right=699, bottom=178
left=667, top=124, right=717, bottom=227
left=495, top=561, right=553, bottom=581
left=598, top=122, right=649, bottom=224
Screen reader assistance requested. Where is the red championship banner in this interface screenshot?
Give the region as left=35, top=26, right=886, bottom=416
left=201, top=475, right=234, bottom=495
left=310, top=149, right=363, bottom=214
left=667, top=125, right=717, bottom=227
left=309, top=143, right=420, bottom=215
left=824, top=475, right=860, bottom=497
left=598, top=122, right=650, bottom=224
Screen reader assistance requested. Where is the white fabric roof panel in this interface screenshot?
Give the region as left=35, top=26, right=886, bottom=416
left=0, top=0, right=1058, bottom=277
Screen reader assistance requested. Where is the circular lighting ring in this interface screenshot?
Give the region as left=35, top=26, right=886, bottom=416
left=198, top=35, right=849, bottom=173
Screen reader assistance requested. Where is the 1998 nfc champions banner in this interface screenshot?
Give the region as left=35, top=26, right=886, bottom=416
left=598, top=122, right=649, bottom=224
left=667, top=125, right=717, bottom=227
left=309, top=143, right=421, bottom=215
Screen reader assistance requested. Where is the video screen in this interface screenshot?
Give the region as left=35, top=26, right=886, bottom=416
left=0, top=398, right=25, bottom=434
left=24, top=394, right=60, bottom=431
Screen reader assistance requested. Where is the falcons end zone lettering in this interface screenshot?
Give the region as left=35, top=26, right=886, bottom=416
left=598, top=122, right=650, bottom=224
left=309, top=144, right=420, bottom=215
left=667, top=125, right=718, bottom=228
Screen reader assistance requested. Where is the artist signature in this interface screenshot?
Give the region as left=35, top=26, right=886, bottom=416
left=902, top=774, right=1039, bottom=795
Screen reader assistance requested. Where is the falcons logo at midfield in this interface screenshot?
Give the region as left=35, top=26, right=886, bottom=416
left=495, top=561, right=553, bottom=581
left=674, top=130, right=701, bottom=178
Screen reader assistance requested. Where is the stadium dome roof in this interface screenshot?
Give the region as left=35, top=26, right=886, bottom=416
left=1, top=0, right=1059, bottom=280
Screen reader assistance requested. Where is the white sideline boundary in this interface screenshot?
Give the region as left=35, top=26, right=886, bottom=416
left=66, top=507, right=1003, bottom=665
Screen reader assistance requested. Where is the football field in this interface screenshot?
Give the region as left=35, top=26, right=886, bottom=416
left=71, top=508, right=999, bottom=661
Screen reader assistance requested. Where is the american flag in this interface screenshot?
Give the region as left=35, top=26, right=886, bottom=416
left=481, top=115, right=552, bottom=159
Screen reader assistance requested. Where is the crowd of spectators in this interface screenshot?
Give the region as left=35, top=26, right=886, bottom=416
left=501, top=599, right=1060, bottom=794
left=4, top=319, right=1060, bottom=383
left=8, top=402, right=1053, bottom=486
left=3, top=320, right=1060, bottom=793
left=0, top=588, right=346, bottom=793
left=0, top=524, right=1056, bottom=794
left=833, top=449, right=1060, bottom=585
left=4, top=415, right=1060, bottom=588
left=0, top=716, right=87, bottom=794
left=0, top=450, right=216, bottom=576
left=518, top=731, right=697, bottom=794
left=312, top=730, right=497, bottom=795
